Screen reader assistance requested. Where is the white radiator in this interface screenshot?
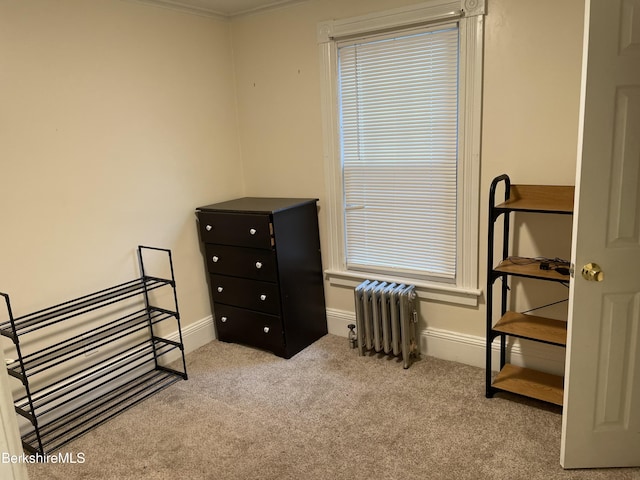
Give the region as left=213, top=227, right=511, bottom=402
left=353, top=280, right=419, bottom=369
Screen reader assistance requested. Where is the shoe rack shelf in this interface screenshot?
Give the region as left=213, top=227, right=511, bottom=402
left=0, top=246, right=188, bottom=455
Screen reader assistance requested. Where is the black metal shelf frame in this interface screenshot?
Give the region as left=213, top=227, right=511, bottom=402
left=0, top=245, right=188, bottom=455
left=486, top=174, right=512, bottom=397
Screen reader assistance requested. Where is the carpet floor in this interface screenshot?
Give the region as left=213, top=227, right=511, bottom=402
left=26, top=334, right=640, bottom=480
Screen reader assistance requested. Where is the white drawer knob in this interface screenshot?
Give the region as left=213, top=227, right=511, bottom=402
left=260, top=294, right=267, bottom=301
left=249, top=228, right=257, bottom=235
left=217, top=286, right=224, bottom=293
left=221, top=316, right=228, bottom=323
left=263, top=326, right=270, bottom=333
left=205, top=225, right=212, bottom=231
left=255, top=261, right=262, bottom=269
left=212, top=256, right=219, bottom=263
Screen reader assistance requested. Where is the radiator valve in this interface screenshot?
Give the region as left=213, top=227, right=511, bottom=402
left=347, top=324, right=357, bottom=349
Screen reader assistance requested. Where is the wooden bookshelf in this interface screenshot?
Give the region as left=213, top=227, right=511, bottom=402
left=493, top=311, right=567, bottom=346
left=492, top=364, right=564, bottom=406
left=486, top=175, right=573, bottom=407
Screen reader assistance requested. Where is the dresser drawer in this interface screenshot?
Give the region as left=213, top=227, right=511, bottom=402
left=215, top=304, right=284, bottom=352
left=210, top=274, right=280, bottom=315
left=204, top=244, right=277, bottom=282
left=198, top=212, right=272, bottom=248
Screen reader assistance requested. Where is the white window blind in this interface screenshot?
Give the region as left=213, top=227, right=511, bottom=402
left=338, top=25, right=459, bottom=280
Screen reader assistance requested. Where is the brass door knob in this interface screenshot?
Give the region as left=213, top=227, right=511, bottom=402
left=581, top=262, right=604, bottom=282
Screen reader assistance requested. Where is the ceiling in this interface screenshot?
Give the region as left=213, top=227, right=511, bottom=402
left=136, top=0, right=304, bottom=17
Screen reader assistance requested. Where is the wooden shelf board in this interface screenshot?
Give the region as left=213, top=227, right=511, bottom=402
left=492, top=364, right=564, bottom=406
left=494, top=259, right=570, bottom=282
left=493, top=311, right=567, bottom=346
left=496, top=184, right=574, bottom=214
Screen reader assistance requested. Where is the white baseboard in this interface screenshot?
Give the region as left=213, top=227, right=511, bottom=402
left=326, top=308, right=565, bottom=376
left=165, top=314, right=215, bottom=360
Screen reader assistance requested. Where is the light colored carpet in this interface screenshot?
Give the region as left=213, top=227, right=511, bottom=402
left=27, top=334, right=640, bottom=480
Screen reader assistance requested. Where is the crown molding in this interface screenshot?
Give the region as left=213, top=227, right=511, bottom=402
left=124, top=0, right=308, bottom=19
left=125, top=0, right=225, bottom=18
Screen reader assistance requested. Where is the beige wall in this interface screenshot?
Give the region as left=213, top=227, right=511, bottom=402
left=0, top=0, right=585, bottom=347
left=0, top=0, right=243, bottom=331
left=231, top=0, right=584, bottom=339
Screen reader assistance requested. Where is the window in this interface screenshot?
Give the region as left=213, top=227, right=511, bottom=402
left=318, top=0, right=485, bottom=305
left=339, top=26, right=459, bottom=281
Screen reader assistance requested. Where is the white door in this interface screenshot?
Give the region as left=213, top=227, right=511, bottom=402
left=561, top=0, right=640, bottom=469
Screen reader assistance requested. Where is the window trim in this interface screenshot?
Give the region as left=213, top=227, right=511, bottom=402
left=318, top=0, right=485, bottom=306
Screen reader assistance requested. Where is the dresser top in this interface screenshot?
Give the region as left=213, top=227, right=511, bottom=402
left=197, top=197, right=318, bottom=214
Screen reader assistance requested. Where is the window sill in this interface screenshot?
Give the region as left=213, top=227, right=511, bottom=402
left=324, top=269, right=482, bottom=307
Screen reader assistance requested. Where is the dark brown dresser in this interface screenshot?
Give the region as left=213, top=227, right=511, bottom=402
left=196, top=197, right=327, bottom=358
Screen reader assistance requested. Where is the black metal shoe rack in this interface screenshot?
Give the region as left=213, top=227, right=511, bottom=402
left=0, top=246, right=188, bottom=455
